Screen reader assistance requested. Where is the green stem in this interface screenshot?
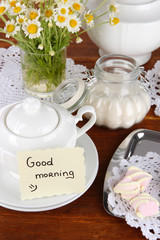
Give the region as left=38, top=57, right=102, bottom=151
left=84, top=0, right=89, bottom=6
left=0, top=15, right=7, bottom=23
left=72, top=21, right=109, bottom=38
left=92, top=0, right=109, bottom=14
left=93, top=10, right=109, bottom=20
left=0, top=38, right=16, bottom=46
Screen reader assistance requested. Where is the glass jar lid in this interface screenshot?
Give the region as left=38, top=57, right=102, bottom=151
left=52, top=78, right=88, bottom=113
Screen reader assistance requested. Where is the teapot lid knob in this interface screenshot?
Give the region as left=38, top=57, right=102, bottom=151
left=6, top=97, right=59, bottom=137
left=22, top=98, right=41, bottom=114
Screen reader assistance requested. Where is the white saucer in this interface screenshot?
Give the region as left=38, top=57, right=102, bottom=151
left=0, top=133, right=98, bottom=212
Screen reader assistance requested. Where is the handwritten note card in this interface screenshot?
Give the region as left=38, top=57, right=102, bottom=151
left=17, top=147, right=86, bottom=200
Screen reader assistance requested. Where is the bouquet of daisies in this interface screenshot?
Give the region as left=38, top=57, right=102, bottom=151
left=0, top=0, right=119, bottom=95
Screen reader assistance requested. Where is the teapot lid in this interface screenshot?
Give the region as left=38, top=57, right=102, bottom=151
left=6, top=97, right=59, bottom=137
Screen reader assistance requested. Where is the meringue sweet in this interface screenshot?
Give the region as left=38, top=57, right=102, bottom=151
left=113, top=166, right=152, bottom=200
left=129, top=193, right=159, bottom=219
left=113, top=176, right=140, bottom=200
left=125, top=166, right=152, bottom=191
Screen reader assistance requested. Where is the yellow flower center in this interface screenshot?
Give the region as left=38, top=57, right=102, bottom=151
left=30, top=12, right=38, bottom=20
left=10, top=1, right=17, bottom=7
left=60, top=8, right=66, bottom=15
left=14, top=6, right=21, bottom=13
left=0, top=6, right=5, bottom=14
left=7, top=24, right=15, bottom=33
left=27, top=24, right=38, bottom=34
left=45, top=9, right=53, bottom=18
left=70, top=19, right=77, bottom=28
left=68, top=7, right=73, bottom=15
left=85, top=14, right=93, bottom=23
left=110, top=17, right=119, bottom=25
left=58, top=15, right=65, bottom=23
left=73, top=3, right=80, bottom=11
left=18, top=18, right=24, bottom=23
left=109, top=4, right=117, bottom=13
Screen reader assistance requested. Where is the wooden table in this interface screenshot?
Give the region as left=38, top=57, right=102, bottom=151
left=0, top=33, right=160, bottom=240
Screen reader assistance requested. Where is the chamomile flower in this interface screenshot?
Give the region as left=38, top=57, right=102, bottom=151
left=48, top=21, right=53, bottom=28
left=54, top=14, right=67, bottom=28
left=38, top=43, right=44, bottom=50
left=76, top=36, right=83, bottom=44
left=109, top=16, right=119, bottom=26
left=49, top=50, right=55, bottom=56
left=9, top=2, right=26, bottom=15
left=68, top=7, right=73, bottom=15
left=16, top=15, right=26, bottom=25
left=43, top=7, right=55, bottom=22
left=84, top=10, right=94, bottom=28
left=67, top=14, right=81, bottom=33
left=56, top=4, right=69, bottom=16
left=22, top=19, right=43, bottom=39
left=0, top=1, right=9, bottom=15
left=26, top=8, right=40, bottom=21
left=58, top=0, right=72, bottom=6
left=9, top=0, right=17, bottom=8
left=4, top=19, right=20, bottom=38
left=71, top=0, right=84, bottom=14
left=109, top=0, right=119, bottom=17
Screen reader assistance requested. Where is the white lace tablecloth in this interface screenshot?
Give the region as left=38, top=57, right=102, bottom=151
left=0, top=46, right=88, bottom=108
left=146, top=61, right=160, bottom=116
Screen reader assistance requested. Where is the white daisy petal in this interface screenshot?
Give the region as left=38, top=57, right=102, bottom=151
left=54, top=14, right=68, bottom=28
left=22, top=19, right=43, bottom=39
left=84, top=10, right=94, bottom=28
left=16, top=14, right=26, bottom=25
left=26, top=8, right=40, bottom=21
left=67, top=14, right=81, bottom=33
left=9, top=2, right=26, bottom=16
left=76, top=37, right=83, bottom=44
left=71, top=0, right=84, bottom=14
left=0, top=1, right=9, bottom=15
left=4, top=19, right=20, bottom=38
left=56, top=4, right=69, bottom=16
left=43, top=7, right=55, bottom=22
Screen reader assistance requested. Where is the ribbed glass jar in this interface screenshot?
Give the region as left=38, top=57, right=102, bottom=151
left=85, top=54, right=151, bottom=129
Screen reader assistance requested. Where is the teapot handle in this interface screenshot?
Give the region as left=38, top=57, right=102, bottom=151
left=74, top=106, right=96, bottom=139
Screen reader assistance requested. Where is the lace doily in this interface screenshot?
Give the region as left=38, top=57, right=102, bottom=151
left=0, top=46, right=88, bottom=108
left=146, top=61, right=160, bottom=116
left=107, top=152, right=160, bottom=240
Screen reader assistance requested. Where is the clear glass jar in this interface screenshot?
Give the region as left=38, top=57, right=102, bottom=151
left=52, top=54, right=151, bottom=129
left=85, top=54, right=151, bottom=129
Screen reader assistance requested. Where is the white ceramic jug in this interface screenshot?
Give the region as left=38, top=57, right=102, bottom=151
left=86, top=0, right=160, bottom=65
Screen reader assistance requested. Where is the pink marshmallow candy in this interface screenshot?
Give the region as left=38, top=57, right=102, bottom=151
left=129, top=193, right=159, bottom=218
left=113, top=166, right=152, bottom=201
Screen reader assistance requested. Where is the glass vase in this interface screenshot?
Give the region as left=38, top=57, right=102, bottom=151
left=20, top=47, right=66, bottom=98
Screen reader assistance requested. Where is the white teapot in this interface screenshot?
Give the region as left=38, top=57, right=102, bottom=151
left=0, top=97, right=96, bottom=177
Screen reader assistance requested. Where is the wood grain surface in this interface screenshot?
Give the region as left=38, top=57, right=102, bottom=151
left=0, top=31, right=160, bottom=240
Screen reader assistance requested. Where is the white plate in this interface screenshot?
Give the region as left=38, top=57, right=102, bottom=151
left=0, top=133, right=98, bottom=212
